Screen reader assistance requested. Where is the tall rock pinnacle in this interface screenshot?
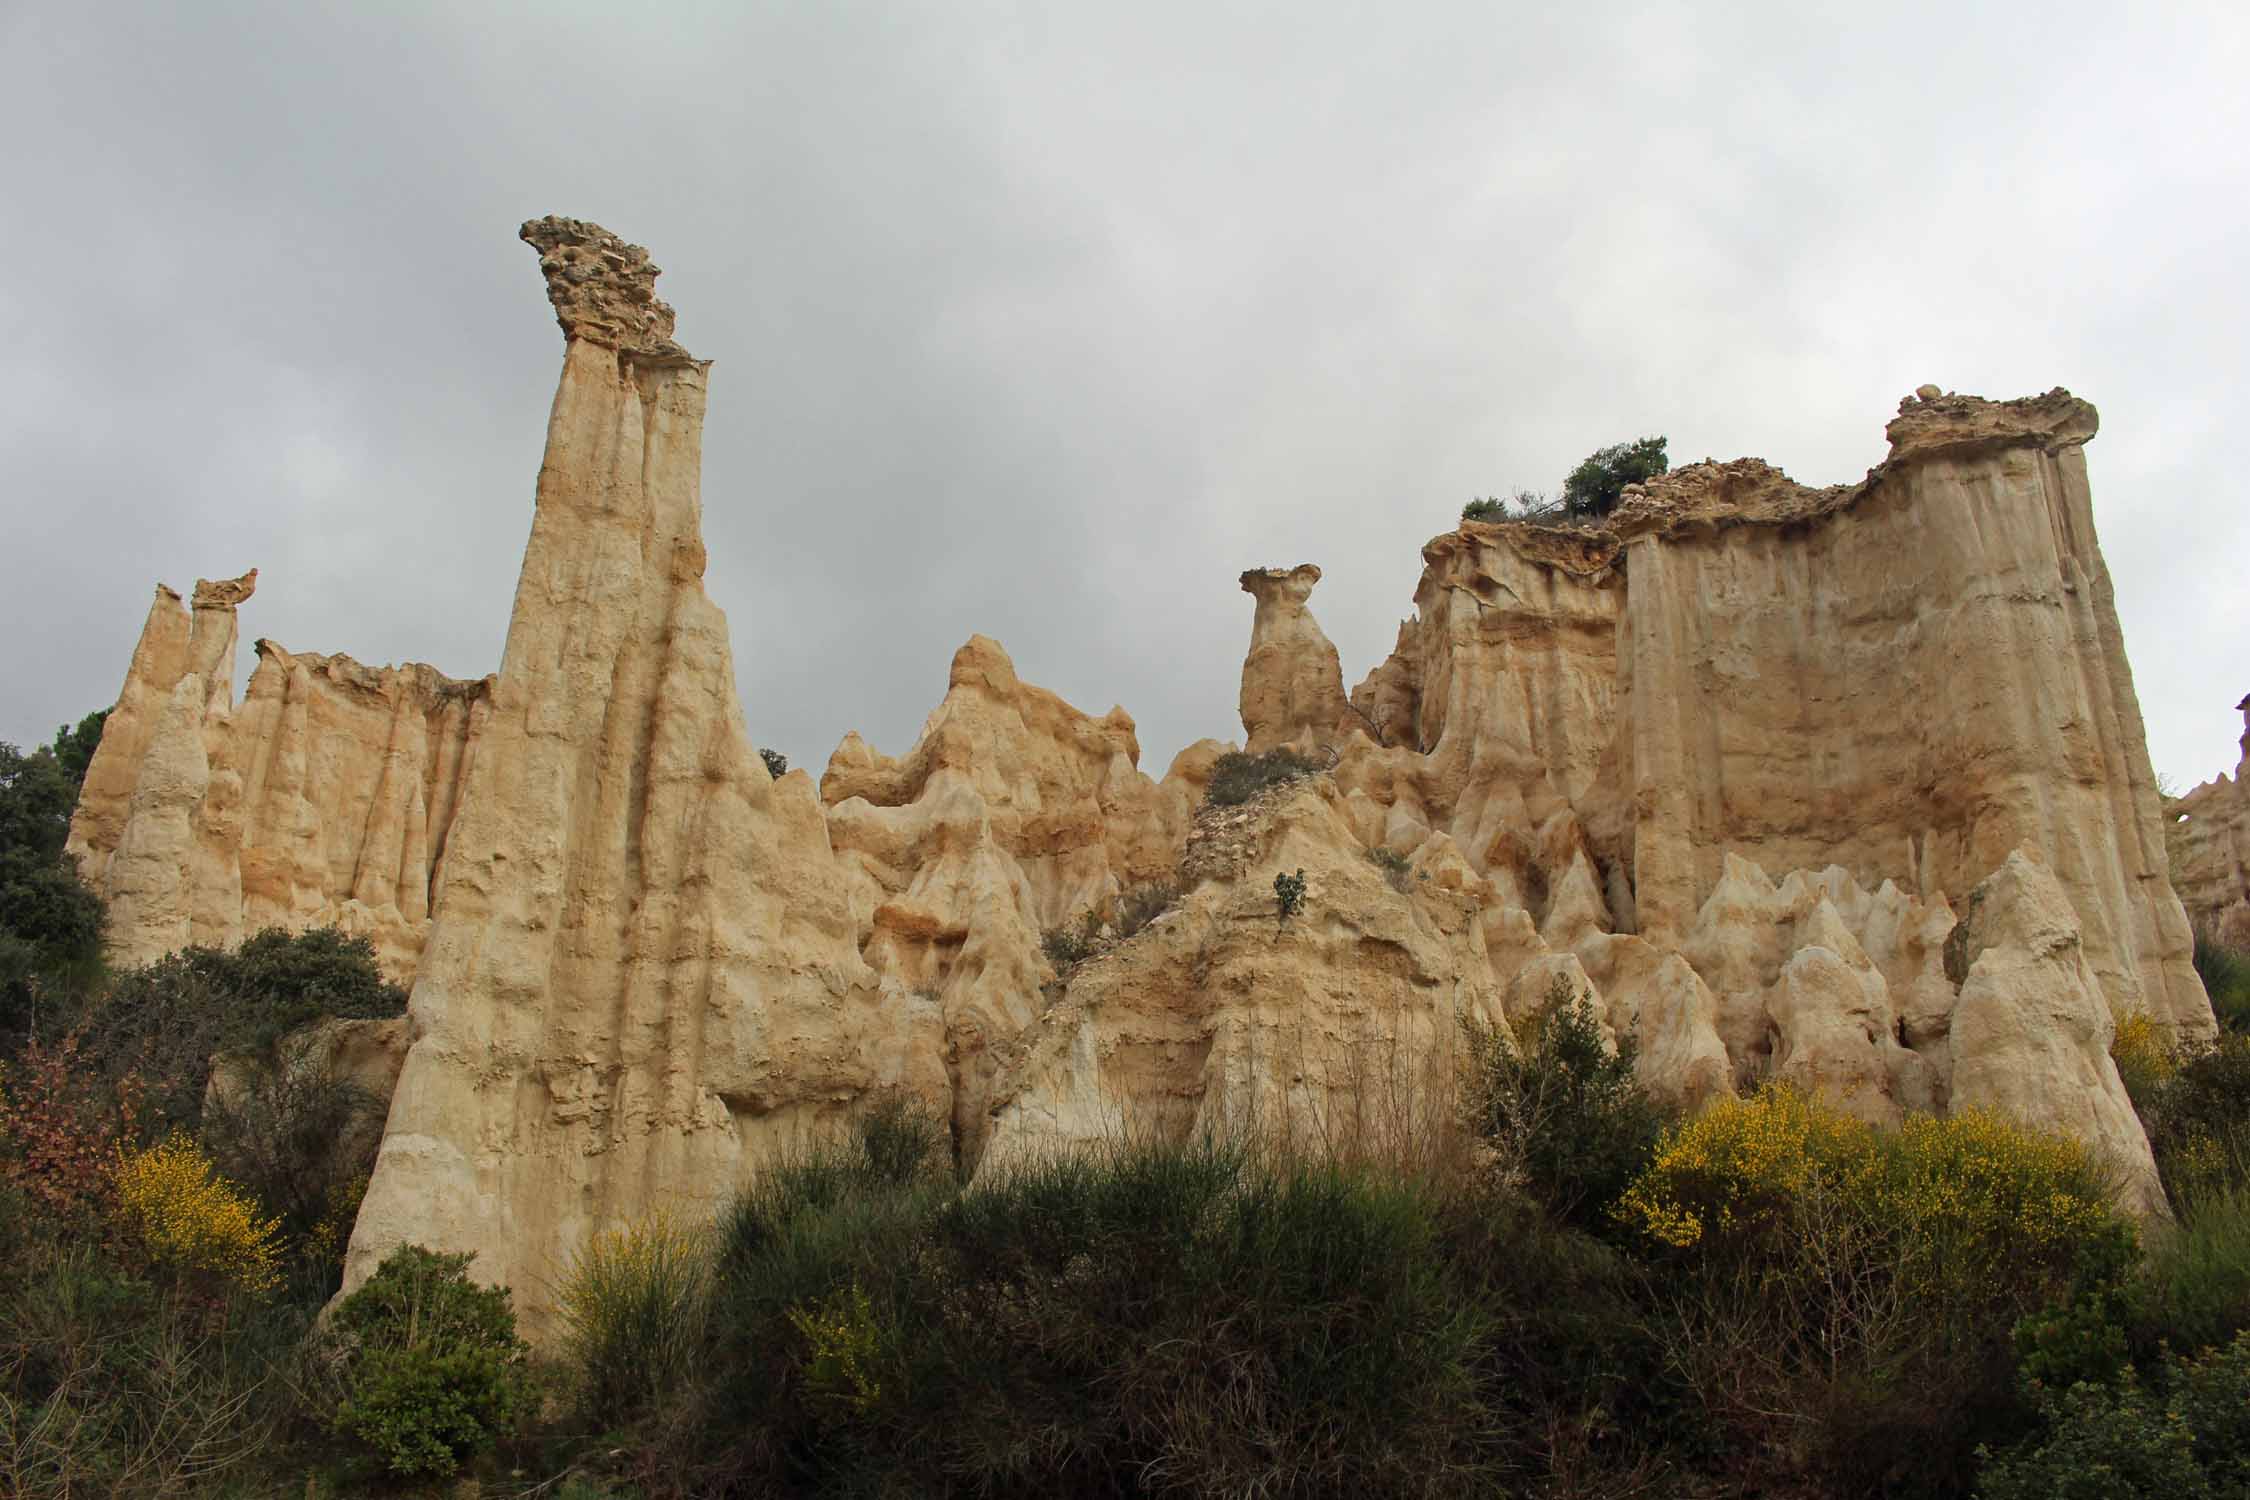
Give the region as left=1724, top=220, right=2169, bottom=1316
left=338, top=221, right=941, bottom=1331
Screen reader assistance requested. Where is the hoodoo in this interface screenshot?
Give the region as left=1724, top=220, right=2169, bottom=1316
left=335, top=219, right=945, bottom=1323
left=62, top=220, right=2214, bottom=1328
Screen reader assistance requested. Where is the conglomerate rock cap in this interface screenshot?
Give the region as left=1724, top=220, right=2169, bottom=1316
left=519, top=215, right=692, bottom=359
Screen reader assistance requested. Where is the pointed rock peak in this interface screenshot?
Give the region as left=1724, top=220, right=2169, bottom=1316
left=948, top=635, right=1021, bottom=694
left=1706, top=851, right=1780, bottom=909
left=519, top=216, right=691, bottom=359
left=1795, top=897, right=1871, bottom=969
left=192, top=569, right=258, bottom=609
left=1540, top=848, right=1611, bottom=949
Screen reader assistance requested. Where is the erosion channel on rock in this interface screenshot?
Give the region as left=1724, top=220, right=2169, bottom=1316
left=61, top=218, right=2215, bottom=1333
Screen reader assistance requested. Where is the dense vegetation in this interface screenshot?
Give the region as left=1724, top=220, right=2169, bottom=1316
left=6, top=708, right=2250, bottom=1496
left=1462, top=434, right=1671, bottom=525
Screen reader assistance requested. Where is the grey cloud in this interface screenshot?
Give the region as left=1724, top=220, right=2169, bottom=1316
left=3, top=0, right=2244, bottom=796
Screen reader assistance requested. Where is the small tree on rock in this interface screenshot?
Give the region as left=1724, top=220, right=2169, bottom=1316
left=1562, top=436, right=1668, bottom=519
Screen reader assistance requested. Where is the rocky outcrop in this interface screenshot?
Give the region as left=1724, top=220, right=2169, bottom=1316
left=65, top=222, right=2214, bottom=1330
left=1237, top=565, right=1363, bottom=754
left=2172, top=695, right=2250, bottom=946
left=1345, top=388, right=2209, bottom=1045
left=338, top=219, right=946, bottom=1330
left=820, top=634, right=1199, bottom=1157
left=66, top=571, right=487, bottom=977
left=982, top=778, right=1506, bottom=1174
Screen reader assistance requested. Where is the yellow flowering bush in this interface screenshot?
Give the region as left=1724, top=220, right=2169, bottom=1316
left=556, top=1207, right=715, bottom=1418
left=1618, top=1085, right=2115, bottom=1260
left=1614, top=1084, right=1880, bottom=1249
left=113, top=1132, right=284, bottom=1293
left=2111, top=1009, right=2177, bottom=1108
left=789, top=1281, right=884, bottom=1413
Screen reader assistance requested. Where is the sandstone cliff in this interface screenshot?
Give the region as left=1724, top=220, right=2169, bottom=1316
left=338, top=219, right=946, bottom=1327
left=2172, top=695, right=2250, bottom=946
left=1341, top=389, right=2206, bottom=1041
left=63, top=221, right=2214, bottom=1328
left=66, top=569, right=490, bottom=978
left=820, top=633, right=1199, bottom=1158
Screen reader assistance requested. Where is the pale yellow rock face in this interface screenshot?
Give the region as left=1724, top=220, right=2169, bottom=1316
left=65, top=570, right=490, bottom=981
left=1948, top=852, right=2166, bottom=1216
left=1341, top=389, right=2208, bottom=1044
left=1237, top=564, right=1365, bottom=754
left=820, top=634, right=1196, bottom=1156
left=981, top=779, right=1507, bottom=1174
left=339, top=219, right=946, bottom=1332
left=2171, top=696, right=2250, bottom=943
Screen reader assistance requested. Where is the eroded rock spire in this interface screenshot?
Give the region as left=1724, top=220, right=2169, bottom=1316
left=519, top=215, right=691, bottom=359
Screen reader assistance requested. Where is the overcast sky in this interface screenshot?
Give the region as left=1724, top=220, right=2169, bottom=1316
left=3, top=1, right=2245, bottom=794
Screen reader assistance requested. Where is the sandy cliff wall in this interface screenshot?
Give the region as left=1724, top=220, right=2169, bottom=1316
left=64, top=218, right=2215, bottom=1323
left=2172, top=697, right=2250, bottom=944
left=1338, top=390, right=2207, bottom=1042
left=338, top=220, right=945, bottom=1328
left=820, top=634, right=1201, bottom=1157
left=65, top=572, right=488, bottom=978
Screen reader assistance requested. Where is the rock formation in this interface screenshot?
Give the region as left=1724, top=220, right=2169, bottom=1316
left=1237, top=564, right=1364, bottom=754
left=1338, top=390, right=2207, bottom=1041
left=66, top=570, right=488, bottom=978
left=2171, top=695, right=2250, bottom=946
left=820, top=635, right=1203, bottom=1157
left=64, top=222, right=2214, bottom=1330
left=336, top=219, right=946, bottom=1327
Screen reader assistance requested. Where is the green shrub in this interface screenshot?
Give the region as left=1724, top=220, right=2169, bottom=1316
left=1561, top=435, right=1668, bottom=518
left=72, top=927, right=406, bottom=1133
left=2134, top=1032, right=2250, bottom=1208
left=0, top=1239, right=300, bottom=1499
left=199, top=1061, right=385, bottom=1289
left=2194, top=929, right=2250, bottom=1033
left=1364, top=845, right=1414, bottom=893
left=1203, top=747, right=1322, bottom=808
left=1461, top=497, right=1508, bottom=522
left=1040, top=908, right=1102, bottom=973
left=680, top=1132, right=1498, bottom=1497
left=329, top=1245, right=530, bottom=1479
left=1464, top=977, right=1667, bottom=1233
left=2139, top=1182, right=2250, bottom=1360
left=1980, top=1333, right=2250, bottom=1498
left=758, top=746, right=788, bottom=780
left=1112, top=879, right=1180, bottom=940
left=0, top=736, right=107, bottom=1035
left=1275, top=867, right=1307, bottom=917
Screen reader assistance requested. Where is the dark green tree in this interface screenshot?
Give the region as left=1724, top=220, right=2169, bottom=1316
left=1561, top=435, right=1668, bottom=518
left=0, top=734, right=107, bottom=1030
left=49, top=710, right=108, bottom=789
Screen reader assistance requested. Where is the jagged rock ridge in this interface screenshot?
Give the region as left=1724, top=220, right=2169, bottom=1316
left=63, top=223, right=2214, bottom=1329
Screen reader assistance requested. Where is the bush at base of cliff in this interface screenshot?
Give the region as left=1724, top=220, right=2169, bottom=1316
left=199, top=1060, right=385, bottom=1291
left=112, top=1132, right=284, bottom=1295
left=557, top=1208, right=715, bottom=1426
left=1617, top=1086, right=2130, bottom=1499
left=71, top=926, right=406, bottom=1134
left=668, top=1118, right=1500, bottom=1499
left=327, top=1245, right=530, bottom=1480
left=1464, top=977, right=1669, bottom=1234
